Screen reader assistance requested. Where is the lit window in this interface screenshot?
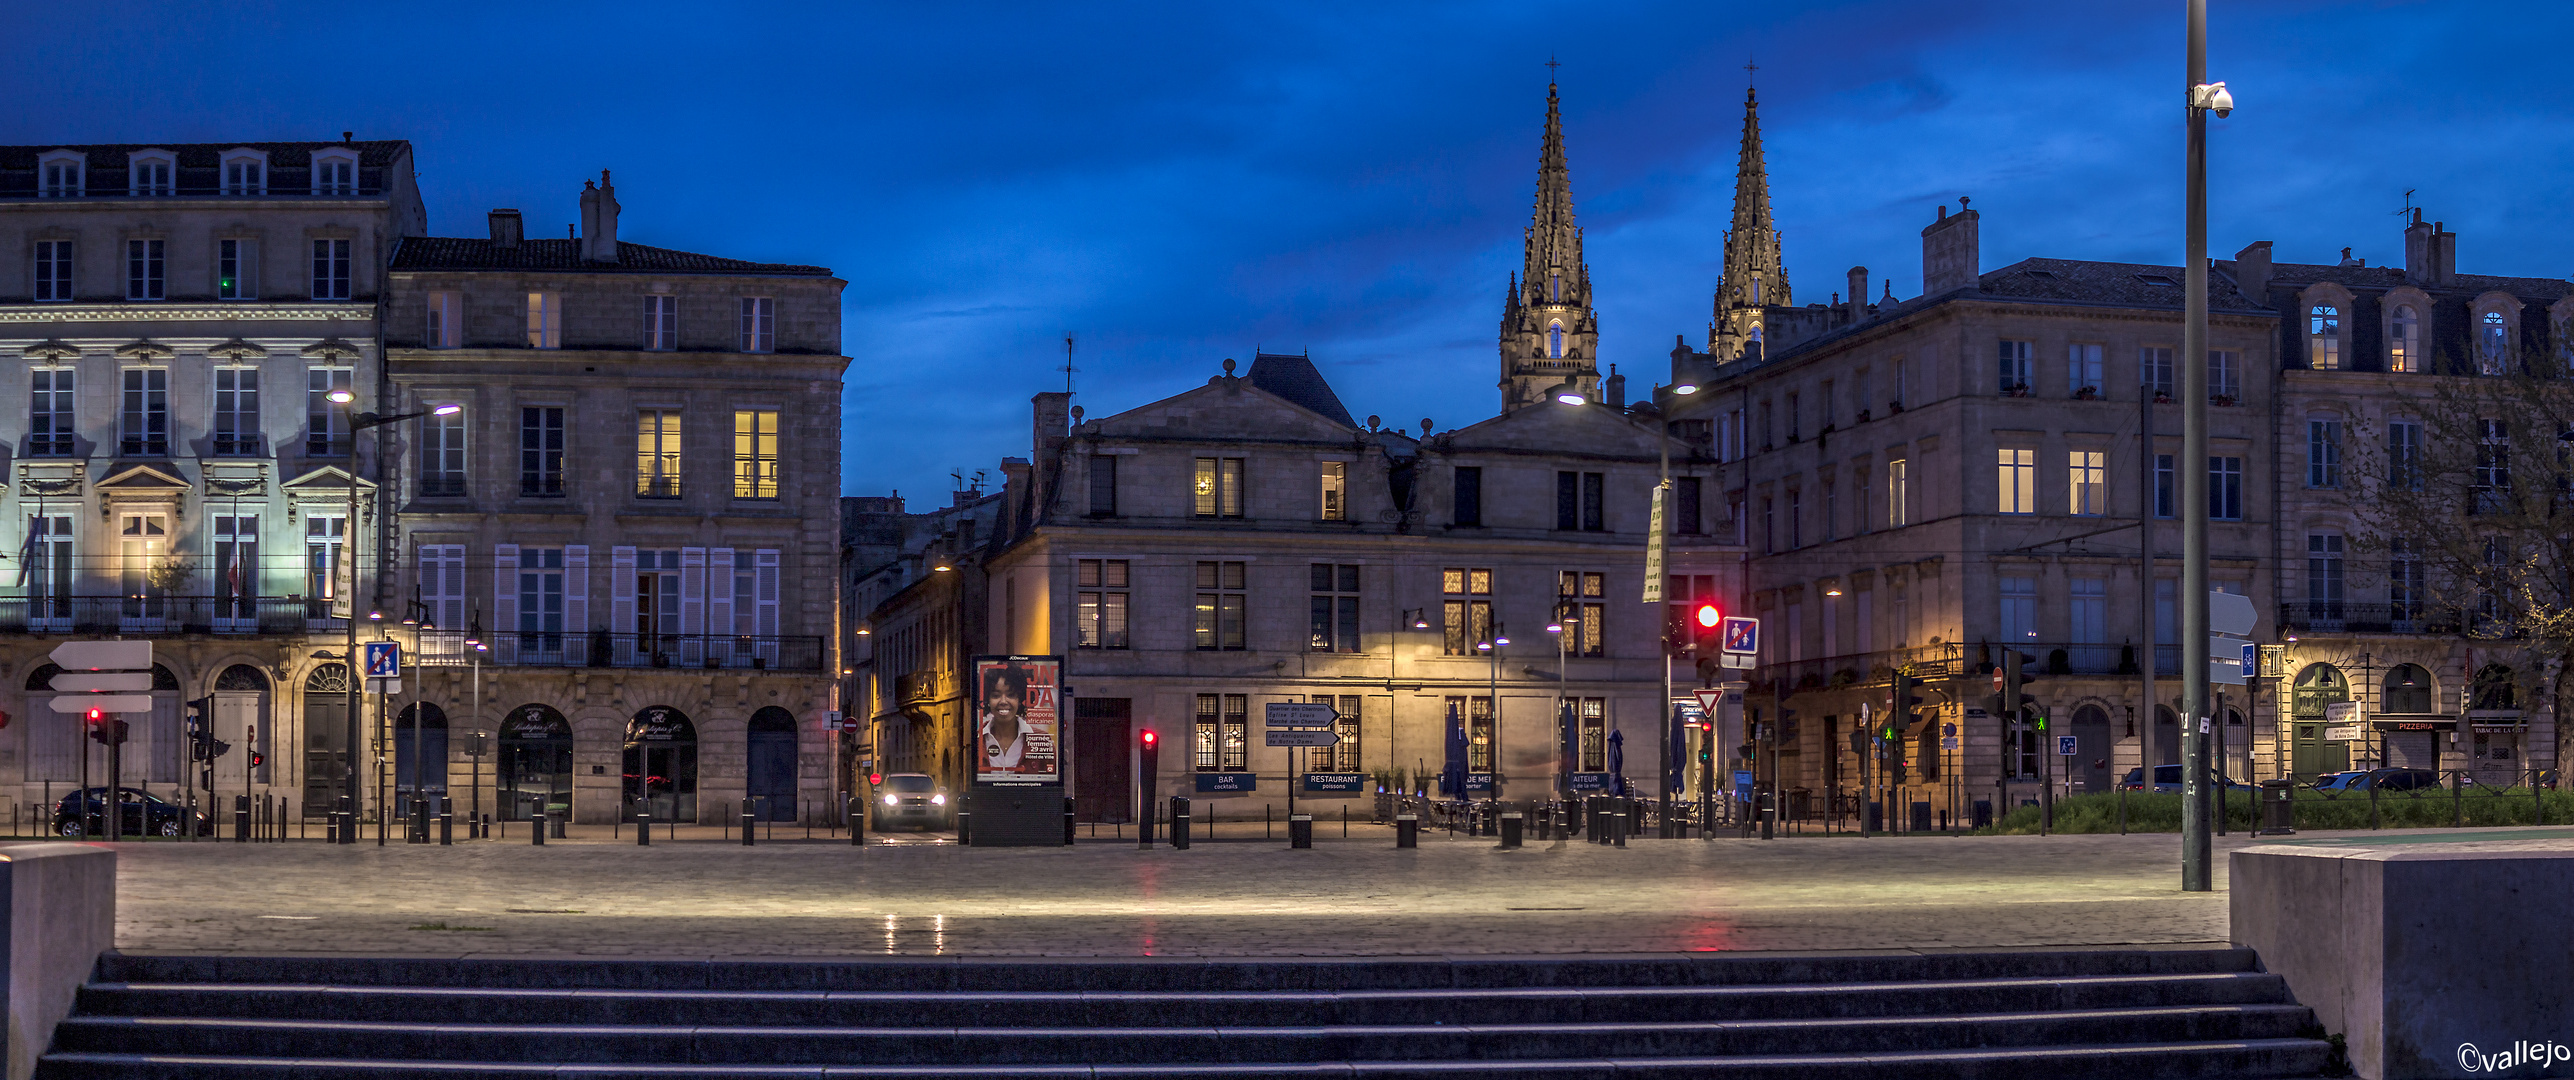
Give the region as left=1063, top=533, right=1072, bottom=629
left=1319, top=461, right=1346, bottom=520
left=1309, top=564, right=1361, bottom=652
left=1193, top=561, right=1247, bottom=651
left=2389, top=305, right=2420, bottom=373
left=2479, top=310, right=2510, bottom=375
left=1997, top=448, right=2035, bottom=513
left=1886, top=458, right=1909, bottom=528
left=2308, top=304, right=2341, bottom=370
left=732, top=410, right=778, bottom=498
left=1547, top=321, right=1565, bottom=358
left=527, top=292, right=560, bottom=348
left=2067, top=450, right=2106, bottom=515
left=1193, top=457, right=1244, bottom=518
left=636, top=409, right=682, bottom=497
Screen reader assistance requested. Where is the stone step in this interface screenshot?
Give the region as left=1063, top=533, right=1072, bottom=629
left=91, top=947, right=2260, bottom=994
left=49, top=1005, right=2318, bottom=1065
left=74, top=971, right=2298, bottom=1028
left=33, top=1038, right=2336, bottom=1080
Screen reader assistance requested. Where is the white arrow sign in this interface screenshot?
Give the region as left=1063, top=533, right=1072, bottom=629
left=2209, top=591, right=2258, bottom=638
left=50, top=672, right=152, bottom=694
left=1264, top=729, right=1342, bottom=747
left=52, top=694, right=152, bottom=714
left=1264, top=702, right=1339, bottom=728
left=49, top=640, right=152, bottom=671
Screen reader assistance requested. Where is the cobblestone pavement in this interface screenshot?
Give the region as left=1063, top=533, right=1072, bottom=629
left=65, top=823, right=2335, bottom=959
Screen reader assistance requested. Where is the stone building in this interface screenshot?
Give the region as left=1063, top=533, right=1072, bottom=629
left=377, top=173, right=848, bottom=825
left=843, top=488, right=1004, bottom=792
left=1663, top=109, right=2284, bottom=823
left=2246, top=213, right=2573, bottom=784
left=0, top=138, right=422, bottom=828
left=1498, top=81, right=1604, bottom=414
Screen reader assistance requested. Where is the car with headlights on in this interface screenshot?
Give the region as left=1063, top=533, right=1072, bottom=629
left=872, top=773, right=950, bottom=830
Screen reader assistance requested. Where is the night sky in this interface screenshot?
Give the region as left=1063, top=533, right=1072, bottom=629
left=18, top=2, right=2574, bottom=500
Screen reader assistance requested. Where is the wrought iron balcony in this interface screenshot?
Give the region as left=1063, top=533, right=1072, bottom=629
left=0, top=595, right=343, bottom=635
left=2276, top=602, right=2462, bottom=636
left=412, top=630, right=823, bottom=672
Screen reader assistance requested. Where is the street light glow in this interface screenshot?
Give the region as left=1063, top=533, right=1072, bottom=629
left=327, top=389, right=354, bottom=403
left=432, top=404, right=462, bottom=415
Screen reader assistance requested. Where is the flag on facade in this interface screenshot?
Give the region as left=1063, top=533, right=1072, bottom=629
left=329, top=546, right=353, bottom=619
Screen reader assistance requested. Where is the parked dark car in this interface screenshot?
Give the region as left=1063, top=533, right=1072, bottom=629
left=2118, top=765, right=2252, bottom=793
left=871, top=773, right=950, bottom=831
left=54, top=787, right=211, bottom=838
left=2320, top=768, right=2450, bottom=792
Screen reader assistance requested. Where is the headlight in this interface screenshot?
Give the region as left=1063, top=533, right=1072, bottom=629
left=882, top=794, right=898, bottom=806
left=931, top=794, right=946, bottom=806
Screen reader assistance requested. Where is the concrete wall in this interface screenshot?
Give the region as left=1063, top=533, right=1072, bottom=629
left=0, top=843, right=114, bottom=1080
left=2232, top=839, right=2574, bottom=1080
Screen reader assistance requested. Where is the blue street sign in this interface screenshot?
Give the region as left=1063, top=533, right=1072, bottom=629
left=1465, top=773, right=1495, bottom=792
left=1733, top=770, right=1754, bottom=798
left=1303, top=773, right=1365, bottom=793
left=1567, top=772, right=1615, bottom=792
left=362, top=642, right=400, bottom=678
left=1195, top=772, right=1257, bottom=794
left=1720, top=616, right=1760, bottom=655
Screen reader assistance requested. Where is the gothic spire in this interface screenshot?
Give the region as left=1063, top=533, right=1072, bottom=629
left=1710, top=82, right=1789, bottom=361
left=1498, top=76, right=1600, bottom=413
left=1525, top=80, right=1581, bottom=287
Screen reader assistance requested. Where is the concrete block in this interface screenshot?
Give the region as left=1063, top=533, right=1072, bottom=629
left=0, top=843, right=115, bottom=1080
left=2231, top=836, right=2574, bottom=1079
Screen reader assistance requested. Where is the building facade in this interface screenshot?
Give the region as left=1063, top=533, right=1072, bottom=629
left=0, top=139, right=422, bottom=826
left=374, top=173, right=849, bottom=826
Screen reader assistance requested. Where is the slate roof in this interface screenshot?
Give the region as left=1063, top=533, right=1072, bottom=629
left=390, top=237, right=832, bottom=277
left=2265, top=262, right=2573, bottom=302
left=0, top=140, right=411, bottom=169
left=1246, top=352, right=1357, bottom=428
left=1973, top=257, right=2268, bottom=312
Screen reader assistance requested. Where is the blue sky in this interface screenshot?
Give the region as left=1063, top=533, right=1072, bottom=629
left=19, top=1, right=2574, bottom=499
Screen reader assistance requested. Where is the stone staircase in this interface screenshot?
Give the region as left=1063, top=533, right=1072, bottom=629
left=37, top=948, right=2334, bottom=1078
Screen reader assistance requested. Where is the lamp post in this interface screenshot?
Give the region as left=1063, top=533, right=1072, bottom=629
left=329, top=390, right=459, bottom=844
left=1476, top=622, right=1509, bottom=799
left=1549, top=605, right=1569, bottom=798
left=1394, top=608, right=1428, bottom=790
left=1657, top=376, right=1699, bottom=827
left=2180, top=0, right=2233, bottom=891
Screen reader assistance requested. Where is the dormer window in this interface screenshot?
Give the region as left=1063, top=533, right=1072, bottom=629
left=2479, top=310, right=2511, bottom=375
left=221, top=150, right=268, bottom=195
left=129, top=151, right=175, bottom=196
left=2390, top=305, right=2421, bottom=373
left=2308, top=304, right=2342, bottom=370
left=37, top=151, right=83, bottom=197
left=312, top=149, right=358, bottom=195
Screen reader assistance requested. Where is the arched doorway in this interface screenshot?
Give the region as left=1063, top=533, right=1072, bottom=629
left=624, top=706, right=698, bottom=823
left=2290, top=663, right=2352, bottom=779
left=213, top=664, right=271, bottom=790
left=2070, top=704, right=2112, bottom=793
left=497, top=704, right=573, bottom=821
left=745, top=707, right=798, bottom=822
left=394, top=702, right=449, bottom=817
left=302, top=663, right=351, bottom=817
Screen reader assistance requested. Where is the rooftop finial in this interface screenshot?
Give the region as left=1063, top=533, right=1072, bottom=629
left=1546, top=55, right=1560, bottom=84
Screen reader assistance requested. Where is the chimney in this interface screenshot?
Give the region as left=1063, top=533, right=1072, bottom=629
left=2403, top=209, right=2434, bottom=283
left=487, top=208, right=523, bottom=248
left=1602, top=364, right=1625, bottom=410
left=1921, top=201, right=1980, bottom=297
left=581, top=169, right=620, bottom=263
left=2432, top=221, right=2456, bottom=286
left=1846, top=266, right=1869, bottom=325
left=2233, top=240, right=2273, bottom=297
left=1032, top=391, right=1072, bottom=461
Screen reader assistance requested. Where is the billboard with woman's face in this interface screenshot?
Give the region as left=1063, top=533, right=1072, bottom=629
left=974, top=657, right=1060, bottom=783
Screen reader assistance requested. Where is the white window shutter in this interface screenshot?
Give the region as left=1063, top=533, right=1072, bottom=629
left=563, top=545, right=590, bottom=665
left=493, top=544, right=519, bottom=664
left=709, top=548, right=736, bottom=661
left=755, top=549, right=780, bottom=666
left=439, top=546, right=466, bottom=632
left=679, top=547, right=706, bottom=664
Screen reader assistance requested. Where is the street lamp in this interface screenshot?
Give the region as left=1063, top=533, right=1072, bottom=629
left=1546, top=381, right=1587, bottom=407
left=327, top=390, right=460, bottom=844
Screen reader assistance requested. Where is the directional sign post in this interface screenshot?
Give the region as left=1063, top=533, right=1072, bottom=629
left=1263, top=729, right=1342, bottom=747
left=50, top=641, right=153, bottom=840
left=1264, top=702, right=1342, bottom=824
left=1263, top=702, right=1339, bottom=728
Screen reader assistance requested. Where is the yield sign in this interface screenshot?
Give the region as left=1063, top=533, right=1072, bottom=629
left=1694, top=688, right=1724, bottom=716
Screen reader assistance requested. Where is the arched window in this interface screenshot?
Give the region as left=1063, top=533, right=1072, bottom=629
left=1547, top=322, right=1564, bottom=359
left=1750, top=274, right=1763, bottom=305
left=2308, top=304, right=2341, bottom=370
left=2382, top=664, right=2434, bottom=714
left=2480, top=310, right=2510, bottom=375
left=2389, top=305, right=2420, bottom=373
left=1548, top=270, right=1560, bottom=303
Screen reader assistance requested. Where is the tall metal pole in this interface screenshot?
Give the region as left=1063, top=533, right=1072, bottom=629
left=1658, top=433, right=1672, bottom=827
left=2140, top=356, right=2158, bottom=780
left=344, top=416, right=362, bottom=844
left=2180, top=0, right=2214, bottom=891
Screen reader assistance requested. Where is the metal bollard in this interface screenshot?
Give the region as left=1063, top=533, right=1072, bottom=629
left=439, top=797, right=453, bottom=846
left=531, top=813, right=546, bottom=846
left=1138, top=798, right=1155, bottom=850
left=1498, top=811, right=1523, bottom=849
left=1289, top=814, right=1313, bottom=849
left=637, top=808, right=652, bottom=846
left=1170, top=797, right=1191, bottom=850
left=1395, top=813, right=1418, bottom=848
left=743, top=805, right=757, bottom=846
left=957, top=810, right=971, bottom=846
left=234, top=795, right=250, bottom=842
left=1613, top=800, right=1628, bottom=847
left=1064, top=799, right=1077, bottom=846
left=849, top=797, right=864, bottom=846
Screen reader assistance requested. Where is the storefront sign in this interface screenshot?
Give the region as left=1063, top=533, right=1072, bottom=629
left=2323, top=725, right=2364, bottom=742
left=2375, top=719, right=2455, bottom=732
left=1465, top=772, right=1495, bottom=793
left=629, top=706, right=692, bottom=742
left=1196, top=771, right=1256, bottom=794
left=1567, top=772, right=1614, bottom=792
left=1303, top=773, right=1365, bottom=793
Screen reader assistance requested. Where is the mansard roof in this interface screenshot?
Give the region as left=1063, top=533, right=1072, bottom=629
left=390, top=237, right=831, bottom=277
left=2264, top=262, right=2572, bottom=302
left=1974, top=257, right=2267, bottom=312
left=1245, top=352, right=1356, bottom=428
left=0, top=140, right=411, bottom=169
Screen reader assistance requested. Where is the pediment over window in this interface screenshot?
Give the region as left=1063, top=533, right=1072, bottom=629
left=300, top=338, right=363, bottom=360
left=113, top=340, right=176, bottom=361
left=98, top=465, right=192, bottom=501
left=22, top=340, right=80, bottom=361
left=283, top=466, right=376, bottom=493
left=208, top=339, right=268, bottom=360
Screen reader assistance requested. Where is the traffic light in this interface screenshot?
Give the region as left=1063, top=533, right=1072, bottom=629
left=1891, top=669, right=1925, bottom=737
left=1139, top=728, right=1159, bottom=775
left=249, top=750, right=265, bottom=769
left=1688, top=603, right=1725, bottom=684
left=1996, top=649, right=2038, bottom=721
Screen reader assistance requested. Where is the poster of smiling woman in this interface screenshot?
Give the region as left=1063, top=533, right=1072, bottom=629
left=974, top=657, right=1060, bottom=784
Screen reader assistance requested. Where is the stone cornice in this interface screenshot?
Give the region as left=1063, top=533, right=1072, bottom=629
left=0, top=302, right=374, bottom=324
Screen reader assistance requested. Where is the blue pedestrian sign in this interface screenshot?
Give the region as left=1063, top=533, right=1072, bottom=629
left=1720, top=616, right=1760, bottom=655
left=362, top=642, right=400, bottom=678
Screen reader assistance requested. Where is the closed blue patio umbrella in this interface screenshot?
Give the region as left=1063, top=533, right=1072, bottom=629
left=1608, top=728, right=1626, bottom=797
left=1439, top=702, right=1467, bottom=800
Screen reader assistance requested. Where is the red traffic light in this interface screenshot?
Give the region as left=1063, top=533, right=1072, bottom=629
left=1693, top=603, right=1721, bottom=629
left=86, top=708, right=104, bottom=723
left=1140, top=730, right=1158, bottom=746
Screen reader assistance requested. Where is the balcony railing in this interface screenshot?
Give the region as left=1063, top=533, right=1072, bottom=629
left=0, top=595, right=342, bottom=635
left=2277, top=602, right=2462, bottom=636
left=1755, top=643, right=1964, bottom=694
left=211, top=434, right=265, bottom=456
left=413, top=630, right=823, bottom=672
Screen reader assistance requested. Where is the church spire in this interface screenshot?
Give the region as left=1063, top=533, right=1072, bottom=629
left=1709, top=79, right=1789, bottom=363
left=1498, top=74, right=1600, bottom=414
